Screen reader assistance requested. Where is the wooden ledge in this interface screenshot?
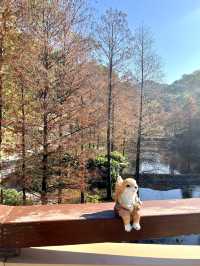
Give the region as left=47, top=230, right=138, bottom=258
left=1, top=198, right=200, bottom=248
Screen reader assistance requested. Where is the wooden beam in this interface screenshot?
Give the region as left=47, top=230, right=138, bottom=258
left=1, top=198, right=200, bottom=248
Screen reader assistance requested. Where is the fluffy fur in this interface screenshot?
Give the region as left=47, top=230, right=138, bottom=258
left=114, top=175, right=142, bottom=232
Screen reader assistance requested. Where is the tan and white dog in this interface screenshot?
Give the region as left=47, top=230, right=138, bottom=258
left=114, top=175, right=142, bottom=232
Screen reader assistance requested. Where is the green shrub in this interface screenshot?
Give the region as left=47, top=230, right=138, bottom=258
left=88, top=151, right=129, bottom=185
left=2, top=189, right=23, bottom=206
left=86, top=193, right=102, bottom=203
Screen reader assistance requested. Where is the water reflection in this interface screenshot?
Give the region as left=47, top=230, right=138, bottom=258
left=140, top=151, right=200, bottom=201
left=139, top=151, right=200, bottom=245
left=140, top=187, right=182, bottom=201
left=141, top=151, right=179, bottom=175
left=140, top=185, right=200, bottom=201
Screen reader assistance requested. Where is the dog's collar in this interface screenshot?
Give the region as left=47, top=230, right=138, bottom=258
left=116, top=200, right=133, bottom=212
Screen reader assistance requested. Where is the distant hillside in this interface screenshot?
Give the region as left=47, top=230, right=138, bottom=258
left=169, top=70, right=200, bottom=93
left=153, top=70, right=200, bottom=112
left=166, top=70, right=200, bottom=103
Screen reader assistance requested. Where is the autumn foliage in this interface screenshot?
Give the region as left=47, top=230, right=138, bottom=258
left=0, top=1, right=166, bottom=204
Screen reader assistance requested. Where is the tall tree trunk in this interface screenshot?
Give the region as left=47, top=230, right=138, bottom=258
left=111, top=101, right=115, bottom=151
left=80, top=191, right=85, bottom=203
left=21, top=86, right=26, bottom=205
left=122, top=129, right=126, bottom=156
left=135, top=78, right=143, bottom=182
left=0, top=17, right=4, bottom=185
left=79, top=161, right=85, bottom=203
left=0, top=189, right=3, bottom=204
left=106, top=55, right=113, bottom=200
left=186, top=108, right=192, bottom=173
left=81, top=129, right=84, bottom=151
left=57, top=114, right=63, bottom=204
left=135, top=34, right=144, bottom=182
left=41, top=87, right=48, bottom=204
left=97, top=135, right=100, bottom=150
left=0, top=43, right=3, bottom=179
left=89, top=127, right=91, bottom=149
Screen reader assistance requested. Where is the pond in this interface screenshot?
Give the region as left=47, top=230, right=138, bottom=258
left=138, top=152, right=200, bottom=245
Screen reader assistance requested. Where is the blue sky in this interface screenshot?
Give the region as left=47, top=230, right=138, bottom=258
left=93, top=0, right=200, bottom=84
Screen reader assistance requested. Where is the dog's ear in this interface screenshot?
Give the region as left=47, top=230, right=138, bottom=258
left=116, top=175, right=123, bottom=184
left=114, top=175, right=123, bottom=201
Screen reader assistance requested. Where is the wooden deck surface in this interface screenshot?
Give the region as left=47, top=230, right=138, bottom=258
left=2, top=198, right=200, bottom=223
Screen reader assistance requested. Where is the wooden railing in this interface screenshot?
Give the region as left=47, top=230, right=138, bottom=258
left=1, top=198, right=200, bottom=250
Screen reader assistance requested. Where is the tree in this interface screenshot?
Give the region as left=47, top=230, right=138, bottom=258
left=95, top=8, right=133, bottom=199
left=0, top=0, right=16, bottom=179
left=10, top=34, right=38, bottom=204
left=133, top=25, right=162, bottom=181
left=18, top=0, right=90, bottom=204
left=11, top=0, right=93, bottom=204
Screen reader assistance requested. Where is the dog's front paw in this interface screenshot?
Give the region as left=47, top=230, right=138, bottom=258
left=125, top=224, right=132, bottom=232
left=132, top=223, right=141, bottom=231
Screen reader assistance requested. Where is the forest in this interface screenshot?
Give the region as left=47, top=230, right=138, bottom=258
left=1, top=0, right=200, bottom=206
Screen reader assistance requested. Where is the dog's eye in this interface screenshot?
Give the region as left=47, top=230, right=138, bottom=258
left=135, top=186, right=138, bottom=189
left=126, top=184, right=130, bottom=188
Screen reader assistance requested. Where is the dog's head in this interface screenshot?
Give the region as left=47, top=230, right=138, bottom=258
left=115, top=175, right=138, bottom=201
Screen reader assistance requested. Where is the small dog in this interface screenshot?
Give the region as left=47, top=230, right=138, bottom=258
left=114, top=175, right=142, bottom=232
